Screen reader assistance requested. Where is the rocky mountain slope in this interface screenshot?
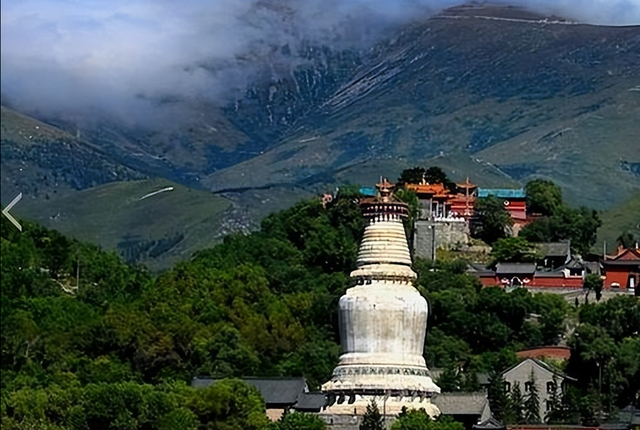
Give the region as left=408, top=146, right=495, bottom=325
left=2, top=4, right=639, bottom=268
left=205, top=6, right=640, bottom=209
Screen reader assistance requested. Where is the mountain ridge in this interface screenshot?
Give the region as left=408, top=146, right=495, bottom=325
left=2, top=4, right=639, bottom=268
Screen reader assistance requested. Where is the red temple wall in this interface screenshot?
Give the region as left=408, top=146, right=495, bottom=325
left=529, top=277, right=583, bottom=288
left=603, top=267, right=635, bottom=289
left=476, top=275, right=583, bottom=289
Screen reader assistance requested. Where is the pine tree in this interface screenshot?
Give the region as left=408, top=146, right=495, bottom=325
left=360, top=400, right=385, bottom=430
left=510, top=382, right=525, bottom=424
left=524, top=370, right=541, bottom=424
left=437, top=364, right=461, bottom=392
left=487, top=371, right=510, bottom=422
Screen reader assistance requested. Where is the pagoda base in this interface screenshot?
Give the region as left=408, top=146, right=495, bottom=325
left=321, top=393, right=440, bottom=418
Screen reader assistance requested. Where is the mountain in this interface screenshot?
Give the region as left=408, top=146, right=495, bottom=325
left=204, top=5, right=640, bottom=210
left=2, top=4, right=639, bottom=268
left=1, top=105, right=145, bottom=200
left=1, top=107, right=231, bottom=271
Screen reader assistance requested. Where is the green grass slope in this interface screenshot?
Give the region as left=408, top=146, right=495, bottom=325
left=13, top=178, right=232, bottom=271
left=596, top=193, right=640, bottom=253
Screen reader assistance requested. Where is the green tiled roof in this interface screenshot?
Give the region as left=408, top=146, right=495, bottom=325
left=477, top=188, right=526, bottom=198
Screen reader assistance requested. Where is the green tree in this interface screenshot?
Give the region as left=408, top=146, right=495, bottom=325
left=584, top=274, right=603, bottom=302
left=460, top=370, right=481, bottom=392
left=436, top=364, right=461, bottom=392
left=397, top=166, right=455, bottom=191
left=391, top=410, right=464, bottom=430
left=489, top=237, right=538, bottom=268
left=395, top=187, right=420, bottom=244
left=539, top=308, right=566, bottom=345
left=487, top=371, right=510, bottom=422
left=472, top=197, right=514, bottom=244
left=616, top=231, right=638, bottom=248
left=270, top=411, right=326, bottom=430
left=523, top=370, right=540, bottom=424
left=424, top=167, right=454, bottom=190
left=360, top=400, right=385, bottom=430
left=520, top=205, right=601, bottom=256
left=188, top=379, right=269, bottom=430
left=398, top=167, right=426, bottom=184
left=525, top=179, right=563, bottom=216
left=545, top=376, right=563, bottom=424
left=509, top=382, right=525, bottom=424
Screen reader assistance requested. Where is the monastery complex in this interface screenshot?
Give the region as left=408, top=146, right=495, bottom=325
left=356, top=177, right=639, bottom=295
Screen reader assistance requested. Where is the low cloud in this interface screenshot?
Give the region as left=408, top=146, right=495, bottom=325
left=1, top=0, right=639, bottom=128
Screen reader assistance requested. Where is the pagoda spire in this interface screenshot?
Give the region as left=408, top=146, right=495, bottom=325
left=321, top=177, right=440, bottom=417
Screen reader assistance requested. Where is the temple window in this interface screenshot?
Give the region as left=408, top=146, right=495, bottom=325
left=547, top=381, right=556, bottom=393
left=524, top=381, right=533, bottom=392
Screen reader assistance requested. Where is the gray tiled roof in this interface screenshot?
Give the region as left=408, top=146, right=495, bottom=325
left=536, top=242, right=570, bottom=258
left=429, top=368, right=444, bottom=380
left=495, top=262, right=536, bottom=275
left=192, top=377, right=308, bottom=405
left=476, top=372, right=490, bottom=386
left=584, top=261, right=601, bottom=274
left=294, top=392, right=327, bottom=411
left=433, top=392, right=489, bottom=415
left=473, top=417, right=506, bottom=430
left=467, top=263, right=494, bottom=275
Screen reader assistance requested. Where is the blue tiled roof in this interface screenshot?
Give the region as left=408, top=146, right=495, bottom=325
left=477, top=188, right=526, bottom=198
left=359, top=187, right=376, bottom=196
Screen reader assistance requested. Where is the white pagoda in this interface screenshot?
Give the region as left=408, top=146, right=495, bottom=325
left=322, top=179, right=440, bottom=417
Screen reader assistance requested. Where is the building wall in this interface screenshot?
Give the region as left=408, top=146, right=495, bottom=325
left=516, top=347, right=571, bottom=361
left=503, top=360, right=562, bottom=419
left=266, top=408, right=286, bottom=421
left=414, top=220, right=470, bottom=260
left=415, top=221, right=436, bottom=260
left=529, top=277, right=583, bottom=289
left=603, top=267, right=638, bottom=289
left=476, top=276, right=583, bottom=289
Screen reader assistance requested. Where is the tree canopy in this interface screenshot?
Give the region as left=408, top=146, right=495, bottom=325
left=391, top=409, right=464, bottom=430
left=398, top=166, right=455, bottom=191
left=489, top=237, right=538, bottom=268
left=472, top=196, right=514, bottom=244
left=520, top=180, right=601, bottom=255
left=526, top=179, right=563, bottom=217
left=1, top=187, right=637, bottom=428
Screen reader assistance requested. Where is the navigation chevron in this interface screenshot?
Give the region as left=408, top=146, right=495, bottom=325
left=2, top=193, right=23, bottom=232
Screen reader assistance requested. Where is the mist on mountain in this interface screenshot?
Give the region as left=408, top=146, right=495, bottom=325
left=2, top=0, right=639, bottom=129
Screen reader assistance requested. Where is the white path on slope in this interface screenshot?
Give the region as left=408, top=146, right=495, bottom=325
left=139, top=186, right=174, bottom=200
left=436, top=14, right=579, bottom=25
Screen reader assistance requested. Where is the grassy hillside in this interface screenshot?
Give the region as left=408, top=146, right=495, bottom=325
left=14, top=178, right=232, bottom=271
left=1, top=105, right=145, bottom=203
left=596, top=193, right=640, bottom=253
left=1, top=105, right=73, bottom=145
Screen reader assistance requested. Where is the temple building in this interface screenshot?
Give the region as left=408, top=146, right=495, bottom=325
left=602, top=246, right=640, bottom=291
left=321, top=179, right=441, bottom=417
left=476, top=188, right=528, bottom=234
left=403, top=178, right=526, bottom=226
left=402, top=177, right=530, bottom=260
left=405, top=178, right=477, bottom=220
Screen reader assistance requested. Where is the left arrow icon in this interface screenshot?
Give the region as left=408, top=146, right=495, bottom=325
left=2, top=193, right=23, bottom=232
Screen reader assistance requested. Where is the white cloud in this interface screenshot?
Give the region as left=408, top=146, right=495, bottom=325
left=1, top=0, right=639, bottom=126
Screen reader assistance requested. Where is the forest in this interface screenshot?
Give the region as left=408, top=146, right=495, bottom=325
left=1, top=186, right=639, bottom=429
